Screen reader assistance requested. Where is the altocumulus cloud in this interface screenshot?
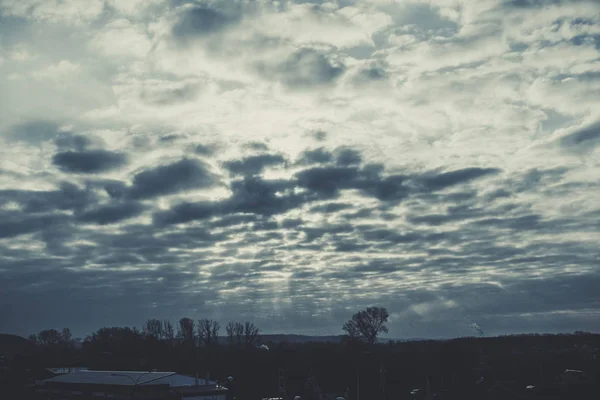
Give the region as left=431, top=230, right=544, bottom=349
left=52, top=150, right=128, bottom=173
left=0, top=0, right=599, bottom=338
left=129, top=158, right=220, bottom=199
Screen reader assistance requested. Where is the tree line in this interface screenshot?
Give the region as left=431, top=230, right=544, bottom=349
left=28, top=306, right=391, bottom=349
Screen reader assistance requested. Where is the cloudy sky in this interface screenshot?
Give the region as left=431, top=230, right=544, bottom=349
left=1, top=0, right=599, bottom=340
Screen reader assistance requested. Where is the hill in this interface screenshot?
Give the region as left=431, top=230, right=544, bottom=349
left=259, top=334, right=429, bottom=344
left=261, top=334, right=344, bottom=344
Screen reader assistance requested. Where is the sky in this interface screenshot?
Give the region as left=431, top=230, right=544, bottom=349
left=0, top=0, right=599, bottom=340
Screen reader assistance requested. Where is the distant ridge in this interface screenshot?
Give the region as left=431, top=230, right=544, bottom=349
left=258, top=334, right=430, bottom=344
left=260, top=334, right=344, bottom=344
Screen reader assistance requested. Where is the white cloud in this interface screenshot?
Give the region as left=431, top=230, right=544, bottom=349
left=90, top=19, right=153, bottom=59
left=0, top=0, right=105, bottom=25
left=31, top=60, right=80, bottom=80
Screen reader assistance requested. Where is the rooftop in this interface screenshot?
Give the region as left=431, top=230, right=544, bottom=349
left=38, top=370, right=224, bottom=389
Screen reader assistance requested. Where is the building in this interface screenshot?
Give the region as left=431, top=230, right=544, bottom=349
left=32, top=370, right=228, bottom=400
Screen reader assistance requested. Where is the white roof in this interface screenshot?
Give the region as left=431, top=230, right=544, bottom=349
left=47, top=367, right=89, bottom=374
left=39, top=371, right=223, bottom=388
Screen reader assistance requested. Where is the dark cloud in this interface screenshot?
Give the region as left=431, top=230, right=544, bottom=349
left=309, top=202, right=353, bottom=213
left=362, top=228, right=421, bottom=244
left=362, top=174, right=408, bottom=201
left=510, top=167, right=568, bottom=192
left=151, top=161, right=501, bottom=226
left=418, top=167, right=501, bottom=191
left=353, top=260, right=399, bottom=274
left=154, top=166, right=379, bottom=225
left=77, top=202, right=145, bottom=225
left=290, top=162, right=406, bottom=202
left=172, top=7, right=233, bottom=39
left=570, top=33, right=600, bottom=49
left=335, top=148, right=362, bottom=166
left=484, top=188, right=512, bottom=201
left=54, top=132, right=94, bottom=151
left=52, top=150, right=128, bottom=174
left=159, top=134, right=183, bottom=143
left=280, top=218, right=304, bottom=228
left=0, top=213, right=69, bottom=239
left=1, top=182, right=97, bottom=214
left=153, top=201, right=218, bottom=225
left=295, top=166, right=359, bottom=197
left=193, top=143, right=215, bottom=156
left=506, top=0, right=578, bottom=8
left=129, top=158, right=219, bottom=199
left=351, top=59, right=390, bottom=83
left=223, top=154, right=287, bottom=175
left=244, top=141, right=269, bottom=151
left=100, top=180, right=128, bottom=200
left=335, top=241, right=372, bottom=252
left=92, top=253, right=146, bottom=266
left=559, top=121, right=600, bottom=148
left=472, top=214, right=542, bottom=230
left=225, top=176, right=298, bottom=215
left=296, top=147, right=334, bottom=165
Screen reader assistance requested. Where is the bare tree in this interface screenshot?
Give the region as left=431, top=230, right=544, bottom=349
left=143, top=319, right=164, bottom=339
left=163, top=320, right=175, bottom=341
left=225, top=321, right=259, bottom=347
left=244, top=321, right=260, bottom=348
left=61, top=328, right=72, bottom=343
left=226, top=322, right=244, bottom=346
left=342, top=306, right=389, bottom=344
left=198, top=319, right=220, bottom=347
left=178, top=317, right=196, bottom=346
left=28, top=334, right=38, bottom=344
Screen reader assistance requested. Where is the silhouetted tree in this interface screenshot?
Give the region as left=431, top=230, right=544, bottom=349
left=28, top=334, right=38, bottom=344
left=85, top=326, right=143, bottom=345
left=143, top=319, right=164, bottom=339
left=163, top=320, right=175, bottom=341
left=224, top=321, right=260, bottom=348
left=244, top=321, right=260, bottom=348
left=342, top=306, right=389, bottom=344
left=178, top=317, right=196, bottom=346
left=226, top=322, right=244, bottom=346
left=198, top=319, right=220, bottom=347
left=61, top=328, right=73, bottom=343
left=37, top=329, right=62, bottom=346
